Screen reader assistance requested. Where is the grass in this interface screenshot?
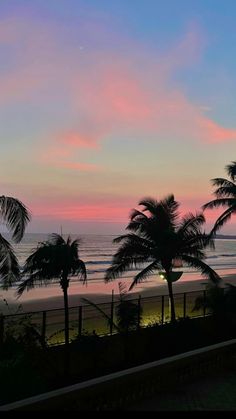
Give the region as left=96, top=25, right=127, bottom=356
left=2, top=289, right=209, bottom=346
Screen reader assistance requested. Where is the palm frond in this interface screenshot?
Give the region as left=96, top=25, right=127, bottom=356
left=129, top=261, right=161, bottom=290
left=139, top=194, right=179, bottom=228
left=0, top=196, right=31, bottom=242
left=112, top=234, right=152, bottom=260
left=181, top=254, right=221, bottom=285
left=210, top=206, right=236, bottom=235
left=211, top=177, right=236, bottom=189
left=113, top=233, right=152, bottom=247
left=129, top=208, right=148, bottom=222
left=138, top=197, right=159, bottom=213
left=0, top=234, right=20, bottom=289
left=49, top=233, right=66, bottom=246
left=75, top=259, right=87, bottom=284
left=202, top=198, right=236, bottom=210
left=178, top=212, right=205, bottom=236
left=226, top=161, right=236, bottom=181
left=214, top=186, right=236, bottom=198
left=17, top=275, right=52, bottom=297
left=180, top=231, right=215, bottom=252
left=126, top=210, right=155, bottom=240
left=105, top=256, right=147, bottom=282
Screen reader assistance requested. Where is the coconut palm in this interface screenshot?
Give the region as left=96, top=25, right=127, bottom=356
left=0, top=196, right=30, bottom=288
left=105, top=195, right=220, bottom=322
left=17, top=234, right=87, bottom=349
left=203, top=161, right=236, bottom=235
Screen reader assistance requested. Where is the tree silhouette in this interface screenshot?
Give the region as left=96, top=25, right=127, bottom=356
left=105, top=195, right=220, bottom=322
left=203, top=161, right=236, bottom=235
left=0, top=196, right=30, bottom=288
left=17, top=234, right=87, bottom=355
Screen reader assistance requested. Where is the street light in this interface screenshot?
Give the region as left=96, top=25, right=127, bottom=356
left=159, top=271, right=183, bottom=282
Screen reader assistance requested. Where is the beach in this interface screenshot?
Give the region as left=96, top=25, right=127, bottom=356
left=1, top=269, right=236, bottom=314
left=1, top=234, right=236, bottom=315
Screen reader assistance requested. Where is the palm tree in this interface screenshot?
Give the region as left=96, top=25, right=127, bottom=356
left=203, top=161, right=236, bottom=235
left=105, top=195, right=220, bottom=322
left=17, top=234, right=87, bottom=350
left=0, top=196, right=30, bottom=288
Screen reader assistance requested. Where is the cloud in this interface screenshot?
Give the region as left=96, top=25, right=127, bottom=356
left=40, top=131, right=101, bottom=172
left=56, top=161, right=102, bottom=172
left=1, top=14, right=236, bottom=175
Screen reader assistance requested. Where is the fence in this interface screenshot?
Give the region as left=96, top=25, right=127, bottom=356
left=0, top=289, right=210, bottom=346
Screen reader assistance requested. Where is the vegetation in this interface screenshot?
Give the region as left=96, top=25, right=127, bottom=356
left=0, top=196, right=30, bottom=288
left=1, top=312, right=236, bottom=406
left=2, top=161, right=236, bottom=406
left=203, top=160, right=236, bottom=235
left=81, top=282, right=142, bottom=335
left=193, top=283, right=236, bottom=321
left=105, top=195, right=220, bottom=322
left=17, top=234, right=87, bottom=374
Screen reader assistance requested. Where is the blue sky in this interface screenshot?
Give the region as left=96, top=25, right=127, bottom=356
left=1, top=0, right=236, bottom=234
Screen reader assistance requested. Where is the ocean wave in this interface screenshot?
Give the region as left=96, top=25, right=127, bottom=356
left=207, top=254, right=236, bottom=259
left=85, top=260, right=111, bottom=265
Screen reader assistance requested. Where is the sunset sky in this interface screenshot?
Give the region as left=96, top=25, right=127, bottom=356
left=1, top=0, right=236, bottom=234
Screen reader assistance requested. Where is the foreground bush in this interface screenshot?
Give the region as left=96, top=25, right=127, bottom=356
left=1, top=314, right=236, bottom=405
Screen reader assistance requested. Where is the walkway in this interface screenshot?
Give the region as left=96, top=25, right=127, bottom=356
left=127, top=367, right=236, bottom=411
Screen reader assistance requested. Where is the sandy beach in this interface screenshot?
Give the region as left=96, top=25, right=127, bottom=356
left=1, top=269, right=236, bottom=314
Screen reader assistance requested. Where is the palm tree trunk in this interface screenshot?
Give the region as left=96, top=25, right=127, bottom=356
left=166, top=273, right=176, bottom=322
left=62, top=284, right=70, bottom=378
left=63, top=286, right=69, bottom=347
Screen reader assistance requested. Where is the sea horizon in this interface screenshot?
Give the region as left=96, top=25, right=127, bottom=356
left=0, top=234, right=236, bottom=314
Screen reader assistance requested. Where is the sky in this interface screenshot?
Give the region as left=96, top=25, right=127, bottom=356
left=0, top=0, right=236, bottom=234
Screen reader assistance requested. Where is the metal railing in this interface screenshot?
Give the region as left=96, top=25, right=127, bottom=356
left=0, top=289, right=210, bottom=346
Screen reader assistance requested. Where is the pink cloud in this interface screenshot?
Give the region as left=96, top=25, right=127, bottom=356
left=199, top=120, right=236, bottom=143
left=41, top=149, right=101, bottom=172
left=1, top=16, right=236, bottom=175
left=29, top=194, right=134, bottom=222
left=40, top=130, right=101, bottom=171
left=58, top=131, right=99, bottom=149
left=58, top=161, right=101, bottom=172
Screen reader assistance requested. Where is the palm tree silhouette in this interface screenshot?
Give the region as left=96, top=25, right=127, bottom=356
left=203, top=161, right=236, bottom=235
left=0, top=195, right=30, bottom=288
left=105, top=195, right=220, bottom=322
left=17, top=234, right=87, bottom=350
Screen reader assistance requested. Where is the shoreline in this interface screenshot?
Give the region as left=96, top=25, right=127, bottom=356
left=1, top=271, right=236, bottom=314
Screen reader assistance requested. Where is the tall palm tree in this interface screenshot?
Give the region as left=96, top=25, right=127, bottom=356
left=203, top=161, right=236, bottom=235
left=17, top=234, right=87, bottom=349
left=0, top=196, right=30, bottom=288
left=105, top=195, right=220, bottom=322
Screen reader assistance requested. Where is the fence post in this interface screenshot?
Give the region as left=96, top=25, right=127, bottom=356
left=0, top=315, right=4, bottom=346
left=78, top=306, right=83, bottom=337
left=183, top=293, right=186, bottom=318
left=41, top=311, right=46, bottom=347
left=110, top=290, right=114, bottom=336
left=203, top=290, right=206, bottom=317
left=137, top=295, right=141, bottom=329
left=161, top=295, right=164, bottom=324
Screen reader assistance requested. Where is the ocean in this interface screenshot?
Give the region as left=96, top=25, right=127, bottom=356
left=1, top=233, right=236, bottom=310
